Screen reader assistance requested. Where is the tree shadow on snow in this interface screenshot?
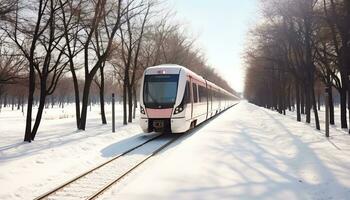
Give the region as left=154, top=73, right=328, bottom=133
left=0, top=121, right=126, bottom=161
left=171, top=105, right=350, bottom=199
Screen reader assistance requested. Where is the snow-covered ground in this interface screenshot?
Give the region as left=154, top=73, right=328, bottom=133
left=100, top=102, right=350, bottom=200
left=0, top=103, right=146, bottom=200
left=285, top=106, right=350, bottom=151
left=1, top=101, right=350, bottom=200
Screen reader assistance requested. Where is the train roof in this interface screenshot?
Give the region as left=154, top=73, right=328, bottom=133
left=145, top=64, right=237, bottom=98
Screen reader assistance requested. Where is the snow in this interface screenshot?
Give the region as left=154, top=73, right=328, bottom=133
left=0, top=104, right=144, bottom=200
left=43, top=135, right=172, bottom=200
left=100, top=102, right=350, bottom=200
left=285, top=106, right=350, bottom=151
left=1, top=101, right=350, bottom=200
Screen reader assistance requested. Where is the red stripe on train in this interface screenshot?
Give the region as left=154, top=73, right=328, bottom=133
left=146, top=108, right=173, bottom=118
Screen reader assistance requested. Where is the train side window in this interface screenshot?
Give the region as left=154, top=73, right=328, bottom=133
left=184, top=81, right=190, bottom=104
left=199, top=85, right=207, bottom=102
left=198, top=86, right=201, bottom=102
left=192, top=84, right=198, bottom=103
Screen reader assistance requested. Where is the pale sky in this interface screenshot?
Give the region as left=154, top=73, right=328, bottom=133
left=170, top=0, right=259, bottom=93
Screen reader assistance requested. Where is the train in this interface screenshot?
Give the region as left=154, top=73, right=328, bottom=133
left=139, top=64, right=240, bottom=133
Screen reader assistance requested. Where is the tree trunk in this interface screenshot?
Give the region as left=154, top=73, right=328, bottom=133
left=133, top=86, right=137, bottom=119
left=311, top=84, right=320, bottom=130
left=31, top=87, right=47, bottom=140
left=99, top=67, right=107, bottom=124
left=67, top=53, right=81, bottom=128
left=0, top=96, right=2, bottom=112
left=79, top=77, right=93, bottom=130
left=339, top=88, right=348, bottom=128
left=17, top=97, right=21, bottom=110
left=72, top=73, right=80, bottom=129
left=305, top=86, right=311, bottom=123
left=128, top=83, right=133, bottom=123
left=11, top=96, right=14, bottom=110
left=24, top=68, right=35, bottom=142
left=328, top=87, right=334, bottom=125
left=317, top=93, right=321, bottom=111
left=301, top=88, right=305, bottom=114
left=21, top=96, right=24, bottom=114
left=287, top=86, right=291, bottom=111
left=123, top=80, right=127, bottom=125
left=295, top=82, right=301, bottom=122
left=4, top=94, right=7, bottom=107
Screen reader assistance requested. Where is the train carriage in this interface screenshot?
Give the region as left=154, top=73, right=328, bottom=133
left=139, top=64, right=240, bottom=133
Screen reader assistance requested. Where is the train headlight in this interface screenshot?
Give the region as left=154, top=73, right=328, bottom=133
left=174, top=105, right=184, bottom=115
left=140, top=106, right=145, bottom=114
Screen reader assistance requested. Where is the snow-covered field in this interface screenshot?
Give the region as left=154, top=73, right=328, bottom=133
left=1, top=101, right=350, bottom=200
left=285, top=106, right=350, bottom=151
left=0, top=104, right=145, bottom=200
left=100, top=102, right=350, bottom=200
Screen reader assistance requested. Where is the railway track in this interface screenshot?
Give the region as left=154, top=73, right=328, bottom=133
left=34, top=133, right=182, bottom=200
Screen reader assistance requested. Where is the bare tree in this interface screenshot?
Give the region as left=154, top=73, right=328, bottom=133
left=78, top=0, right=147, bottom=130
left=0, top=0, right=16, bottom=20
left=59, top=0, right=84, bottom=128
left=244, top=0, right=350, bottom=132
left=2, top=0, right=69, bottom=141
left=118, top=1, right=151, bottom=124
left=0, top=37, right=25, bottom=86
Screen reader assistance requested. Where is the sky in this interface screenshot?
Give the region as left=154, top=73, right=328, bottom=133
left=169, top=0, right=260, bottom=93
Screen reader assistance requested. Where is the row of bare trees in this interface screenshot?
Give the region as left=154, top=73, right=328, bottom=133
left=0, top=0, right=233, bottom=142
left=244, top=0, right=350, bottom=132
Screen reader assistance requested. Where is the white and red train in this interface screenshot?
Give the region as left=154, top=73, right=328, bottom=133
left=139, top=64, right=240, bottom=133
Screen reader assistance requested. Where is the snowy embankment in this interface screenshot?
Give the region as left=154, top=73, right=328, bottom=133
left=0, top=104, right=144, bottom=200
left=100, top=102, right=350, bottom=200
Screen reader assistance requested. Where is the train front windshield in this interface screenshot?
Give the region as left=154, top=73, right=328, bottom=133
left=143, top=74, right=179, bottom=108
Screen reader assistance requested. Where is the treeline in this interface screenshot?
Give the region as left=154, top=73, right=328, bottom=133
left=0, top=0, right=233, bottom=142
left=0, top=76, right=119, bottom=111
left=244, top=0, right=350, bottom=131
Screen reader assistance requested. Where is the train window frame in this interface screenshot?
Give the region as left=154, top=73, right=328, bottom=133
left=143, top=74, right=179, bottom=109
left=184, top=81, right=191, bottom=104
left=192, top=83, right=198, bottom=103
left=203, top=86, right=206, bottom=102
left=198, top=85, right=207, bottom=103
